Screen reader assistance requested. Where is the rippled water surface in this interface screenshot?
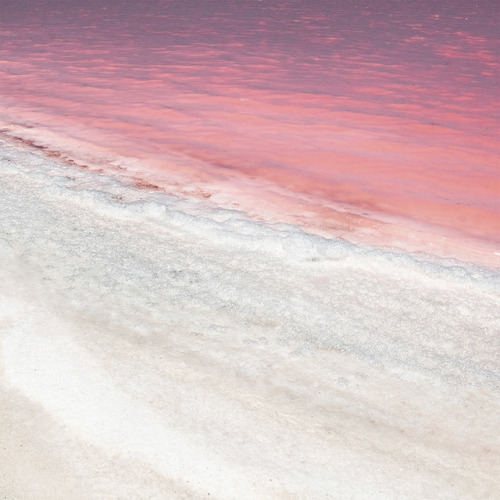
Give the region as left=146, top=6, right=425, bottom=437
left=0, top=0, right=499, bottom=262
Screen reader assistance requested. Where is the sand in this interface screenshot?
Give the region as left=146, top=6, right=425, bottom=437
left=1, top=139, right=498, bottom=499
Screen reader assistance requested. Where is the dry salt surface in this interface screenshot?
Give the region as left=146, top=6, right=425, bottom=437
left=0, top=139, right=499, bottom=499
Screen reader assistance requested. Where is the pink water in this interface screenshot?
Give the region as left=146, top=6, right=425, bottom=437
left=1, top=0, right=499, bottom=265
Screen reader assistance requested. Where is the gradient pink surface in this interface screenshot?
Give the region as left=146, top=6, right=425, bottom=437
left=0, top=0, right=498, bottom=264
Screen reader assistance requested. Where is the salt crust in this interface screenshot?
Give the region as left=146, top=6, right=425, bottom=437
left=0, top=140, right=499, bottom=498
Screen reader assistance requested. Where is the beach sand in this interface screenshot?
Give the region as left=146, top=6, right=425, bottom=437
left=1, top=139, right=498, bottom=498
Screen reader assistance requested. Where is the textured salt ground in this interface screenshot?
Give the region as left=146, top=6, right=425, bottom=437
left=0, top=143, right=499, bottom=499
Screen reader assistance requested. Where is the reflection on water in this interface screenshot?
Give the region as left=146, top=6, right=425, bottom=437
left=0, top=0, right=498, bottom=262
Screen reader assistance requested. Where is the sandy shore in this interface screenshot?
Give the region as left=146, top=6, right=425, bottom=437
left=1, top=141, right=499, bottom=498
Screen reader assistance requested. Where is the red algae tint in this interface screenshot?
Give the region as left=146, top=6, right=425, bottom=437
left=0, top=0, right=499, bottom=263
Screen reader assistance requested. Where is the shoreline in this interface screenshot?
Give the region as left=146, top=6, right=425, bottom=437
left=1, top=125, right=499, bottom=271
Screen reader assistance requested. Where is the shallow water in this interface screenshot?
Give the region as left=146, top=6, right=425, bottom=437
left=0, top=0, right=499, bottom=264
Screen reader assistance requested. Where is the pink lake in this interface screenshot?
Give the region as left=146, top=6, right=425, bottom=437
left=0, top=0, right=499, bottom=265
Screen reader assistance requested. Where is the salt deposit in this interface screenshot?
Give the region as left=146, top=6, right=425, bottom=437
left=1, top=139, right=498, bottom=498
